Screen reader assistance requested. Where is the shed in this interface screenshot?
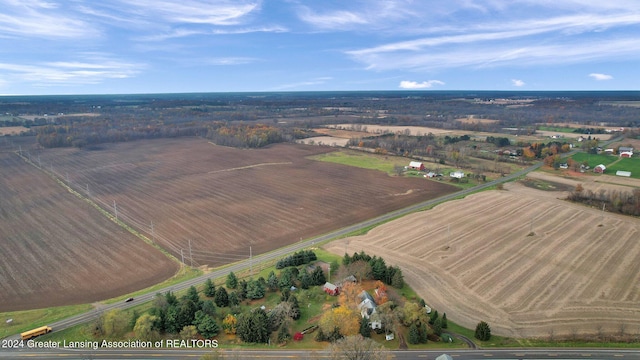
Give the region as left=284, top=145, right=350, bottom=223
left=323, top=282, right=339, bottom=296
left=620, top=151, right=633, bottom=158
left=619, top=146, right=634, bottom=153
left=594, top=164, right=606, bottom=173
left=616, top=171, right=631, bottom=177
left=409, top=161, right=425, bottom=171
left=450, top=170, right=465, bottom=179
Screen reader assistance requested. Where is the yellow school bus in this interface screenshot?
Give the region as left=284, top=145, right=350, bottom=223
left=20, top=325, right=52, bottom=340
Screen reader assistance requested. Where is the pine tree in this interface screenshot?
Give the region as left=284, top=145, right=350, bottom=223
left=214, top=287, right=229, bottom=308
left=475, top=321, right=491, bottom=341
left=226, top=272, right=238, bottom=289
left=194, top=311, right=219, bottom=338
left=419, top=322, right=429, bottom=344
left=391, top=267, right=404, bottom=288
left=408, top=323, right=420, bottom=344
left=433, top=317, right=443, bottom=336
left=429, top=310, right=438, bottom=325
left=204, top=278, right=216, bottom=297
left=277, top=323, right=290, bottom=343
left=267, top=271, right=279, bottom=292
left=359, top=317, right=371, bottom=338
left=441, top=313, right=448, bottom=329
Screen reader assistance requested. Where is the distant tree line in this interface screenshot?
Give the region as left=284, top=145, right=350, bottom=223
left=568, top=185, right=640, bottom=216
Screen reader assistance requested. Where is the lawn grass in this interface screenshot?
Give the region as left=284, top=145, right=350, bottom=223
left=309, top=150, right=408, bottom=175
left=537, top=126, right=577, bottom=133
left=606, top=157, right=640, bottom=178
left=0, top=304, right=93, bottom=339
left=570, top=152, right=618, bottom=167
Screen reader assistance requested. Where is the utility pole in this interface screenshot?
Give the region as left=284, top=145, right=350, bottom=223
left=181, top=249, right=185, bottom=265
left=86, top=184, right=90, bottom=197
left=113, top=200, right=117, bottom=222
left=249, top=245, right=253, bottom=275
left=66, top=172, right=69, bottom=183
left=150, top=221, right=154, bottom=243
left=189, top=239, right=193, bottom=267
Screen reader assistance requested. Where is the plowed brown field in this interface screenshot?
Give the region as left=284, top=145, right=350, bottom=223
left=0, top=152, right=178, bottom=312
left=325, top=180, right=640, bottom=338
left=34, top=138, right=457, bottom=269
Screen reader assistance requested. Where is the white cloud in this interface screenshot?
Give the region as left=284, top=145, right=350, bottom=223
left=0, top=53, right=144, bottom=87
left=0, top=0, right=98, bottom=38
left=589, top=73, right=613, bottom=80
left=205, top=57, right=258, bottom=65
left=272, top=77, right=333, bottom=90
left=511, top=79, right=525, bottom=87
left=122, top=0, right=259, bottom=26
left=399, top=80, right=444, bottom=89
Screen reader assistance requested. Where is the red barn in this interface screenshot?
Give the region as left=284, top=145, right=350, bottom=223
left=409, top=161, right=425, bottom=171
left=323, top=282, right=339, bottom=296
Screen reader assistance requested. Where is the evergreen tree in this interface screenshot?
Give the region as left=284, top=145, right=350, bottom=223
left=267, top=271, right=279, bottom=292
left=226, top=272, right=238, bottom=289
left=418, top=298, right=426, bottom=308
left=194, top=311, right=219, bottom=338
left=311, top=266, right=326, bottom=285
left=238, top=279, right=248, bottom=300
left=177, top=299, right=199, bottom=330
left=214, top=287, right=229, bottom=308
left=408, top=323, right=420, bottom=344
left=359, top=317, right=371, bottom=338
left=200, top=299, right=216, bottom=317
left=184, top=286, right=202, bottom=307
left=163, top=305, right=179, bottom=333
left=237, top=309, right=270, bottom=343
left=278, top=268, right=294, bottom=289
left=419, top=323, right=429, bottom=344
left=228, top=291, right=240, bottom=307
left=429, top=310, right=439, bottom=325
left=369, top=256, right=387, bottom=281
left=247, top=278, right=266, bottom=299
left=433, top=317, right=443, bottom=336
left=299, top=268, right=311, bottom=289
left=391, top=267, right=404, bottom=288
left=442, top=313, right=448, bottom=329
left=165, top=291, right=178, bottom=307
left=204, top=278, right=216, bottom=297
left=342, top=253, right=352, bottom=266
left=475, top=321, right=491, bottom=341
left=287, top=295, right=301, bottom=320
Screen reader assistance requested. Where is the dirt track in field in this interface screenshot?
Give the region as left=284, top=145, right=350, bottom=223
left=324, top=177, right=640, bottom=338
left=0, top=151, right=178, bottom=312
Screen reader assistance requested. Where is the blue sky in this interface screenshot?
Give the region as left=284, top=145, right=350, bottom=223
left=1, top=0, right=639, bottom=95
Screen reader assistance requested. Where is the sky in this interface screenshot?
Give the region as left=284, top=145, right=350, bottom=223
left=0, top=0, right=639, bottom=95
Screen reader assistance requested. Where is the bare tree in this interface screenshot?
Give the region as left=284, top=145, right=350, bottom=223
left=329, top=335, right=394, bottom=360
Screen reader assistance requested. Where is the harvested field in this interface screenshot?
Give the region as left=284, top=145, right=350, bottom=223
left=0, top=152, right=177, bottom=312
left=34, top=138, right=457, bottom=271
left=324, top=180, right=640, bottom=338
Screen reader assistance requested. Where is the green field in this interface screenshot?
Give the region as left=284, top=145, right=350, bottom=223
left=537, top=126, right=576, bottom=133
left=309, top=150, right=409, bottom=174
left=570, top=152, right=618, bottom=168
left=606, top=157, right=640, bottom=179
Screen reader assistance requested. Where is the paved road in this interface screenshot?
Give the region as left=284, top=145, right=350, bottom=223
left=3, top=347, right=640, bottom=359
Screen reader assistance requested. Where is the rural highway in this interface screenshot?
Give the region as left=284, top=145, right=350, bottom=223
left=3, top=347, right=640, bottom=359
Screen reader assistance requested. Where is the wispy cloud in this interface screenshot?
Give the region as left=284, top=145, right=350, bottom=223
left=0, top=53, right=144, bottom=87
left=122, top=0, right=260, bottom=26
left=205, top=57, right=258, bottom=65
left=0, top=0, right=98, bottom=38
left=272, top=77, right=333, bottom=90
left=399, top=80, right=444, bottom=89
left=589, top=73, right=613, bottom=81
left=511, top=79, right=525, bottom=87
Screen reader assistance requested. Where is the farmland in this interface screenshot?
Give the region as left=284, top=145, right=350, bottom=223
left=30, top=138, right=457, bottom=272
left=0, top=151, right=178, bottom=312
left=325, top=178, right=640, bottom=339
